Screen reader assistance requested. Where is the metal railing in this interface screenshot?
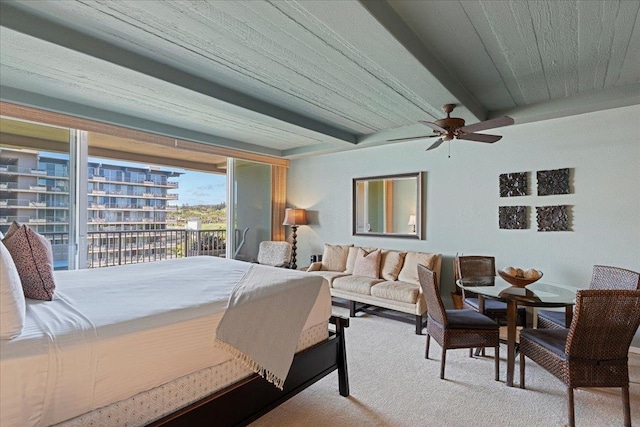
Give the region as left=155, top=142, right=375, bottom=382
left=86, top=229, right=226, bottom=268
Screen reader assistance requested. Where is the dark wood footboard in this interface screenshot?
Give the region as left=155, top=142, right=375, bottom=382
left=149, top=316, right=349, bottom=427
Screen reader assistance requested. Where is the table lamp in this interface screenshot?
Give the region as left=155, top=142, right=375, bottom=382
left=283, top=208, right=307, bottom=269
left=408, top=214, right=416, bottom=233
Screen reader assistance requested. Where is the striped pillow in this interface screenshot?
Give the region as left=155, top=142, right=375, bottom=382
left=3, top=224, right=56, bottom=301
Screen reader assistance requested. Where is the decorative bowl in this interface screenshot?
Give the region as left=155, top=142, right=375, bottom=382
left=498, top=269, right=543, bottom=288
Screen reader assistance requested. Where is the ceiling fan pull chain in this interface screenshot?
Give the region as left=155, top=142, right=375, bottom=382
left=448, top=141, right=451, bottom=158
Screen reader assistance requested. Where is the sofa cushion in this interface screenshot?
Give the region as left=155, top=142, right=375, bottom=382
left=321, top=244, right=353, bottom=272
left=332, top=275, right=383, bottom=295
left=371, top=280, right=420, bottom=304
left=380, top=250, right=407, bottom=281
left=352, top=248, right=381, bottom=279
left=397, top=252, right=438, bottom=286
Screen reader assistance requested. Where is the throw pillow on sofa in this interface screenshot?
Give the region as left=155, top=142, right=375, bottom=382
left=352, top=248, right=381, bottom=279
left=397, top=251, right=438, bottom=285
left=344, top=246, right=377, bottom=274
left=320, top=244, right=353, bottom=271
left=380, top=250, right=407, bottom=281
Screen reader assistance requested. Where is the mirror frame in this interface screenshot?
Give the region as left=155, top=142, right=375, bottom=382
left=352, top=172, right=422, bottom=239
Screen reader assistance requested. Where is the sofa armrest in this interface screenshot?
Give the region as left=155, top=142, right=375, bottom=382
left=306, top=262, right=323, bottom=272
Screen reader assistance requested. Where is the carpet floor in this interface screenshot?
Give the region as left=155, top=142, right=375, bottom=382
left=250, top=307, right=640, bottom=427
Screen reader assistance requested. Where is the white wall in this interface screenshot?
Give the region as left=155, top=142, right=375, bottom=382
left=286, top=104, right=640, bottom=345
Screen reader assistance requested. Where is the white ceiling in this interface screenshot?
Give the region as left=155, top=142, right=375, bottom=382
left=1, top=0, right=638, bottom=159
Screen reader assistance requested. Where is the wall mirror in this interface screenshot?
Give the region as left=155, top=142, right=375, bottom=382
left=353, top=172, right=422, bottom=238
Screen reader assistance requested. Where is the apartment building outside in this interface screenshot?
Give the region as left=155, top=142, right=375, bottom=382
left=0, top=148, right=183, bottom=268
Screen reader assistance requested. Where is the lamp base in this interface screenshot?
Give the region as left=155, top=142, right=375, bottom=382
left=290, top=225, right=298, bottom=270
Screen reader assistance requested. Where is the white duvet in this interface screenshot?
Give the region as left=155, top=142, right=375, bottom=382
left=0, top=256, right=330, bottom=427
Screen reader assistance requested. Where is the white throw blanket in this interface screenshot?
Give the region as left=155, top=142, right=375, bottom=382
left=214, top=264, right=323, bottom=389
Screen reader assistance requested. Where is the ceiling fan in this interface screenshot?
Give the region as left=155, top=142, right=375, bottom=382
left=389, top=104, right=514, bottom=151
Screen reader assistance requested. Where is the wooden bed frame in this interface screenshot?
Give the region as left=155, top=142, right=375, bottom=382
left=150, top=316, right=349, bottom=427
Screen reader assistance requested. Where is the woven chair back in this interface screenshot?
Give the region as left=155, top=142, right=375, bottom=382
left=455, top=255, right=496, bottom=280
left=590, top=265, right=640, bottom=290
left=417, top=265, right=447, bottom=326
left=566, top=289, right=640, bottom=360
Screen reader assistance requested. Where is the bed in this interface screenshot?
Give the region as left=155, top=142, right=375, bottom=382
left=0, top=256, right=349, bottom=427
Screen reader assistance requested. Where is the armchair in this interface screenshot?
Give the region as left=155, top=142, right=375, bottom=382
left=537, top=265, right=640, bottom=329
left=418, top=264, right=500, bottom=381
left=520, top=289, right=640, bottom=427
left=256, top=241, right=292, bottom=268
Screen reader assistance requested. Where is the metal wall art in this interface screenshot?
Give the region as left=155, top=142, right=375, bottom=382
left=499, top=172, right=528, bottom=197
left=536, top=205, right=570, bottom=231
left=499, top=206, right=527, bottom=229
left=537, top=168, right=570, bottom=196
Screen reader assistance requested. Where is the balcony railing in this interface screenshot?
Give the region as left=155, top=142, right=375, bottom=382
left=0, top=182, right=70, bottom=193
left=86, top=229, right=226, bottom=268
left=0, top=165, right=69, bottom=178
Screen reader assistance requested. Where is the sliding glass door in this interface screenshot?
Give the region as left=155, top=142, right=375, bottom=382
left=0, top=117, right=78, bottom=269
left=227, top=159, right=271, bottom=261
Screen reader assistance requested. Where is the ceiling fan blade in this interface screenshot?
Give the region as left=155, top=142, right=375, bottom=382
left=426, top=138, right=444, bottom=151
left=458, top=133, right=502, bottom=143
left=458, top=116, right=514, bottom=133
left=419, top=120, right=447, bottom=133
left=387, top=135, right=438, bottom=143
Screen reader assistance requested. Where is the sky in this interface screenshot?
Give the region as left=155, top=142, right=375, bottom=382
left=173, top=170, right=226, bottom=206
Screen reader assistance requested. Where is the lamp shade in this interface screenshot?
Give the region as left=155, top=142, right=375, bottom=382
left=408, top=215, right=416, bottom=226
left=283, top=208, right=308, bottom=226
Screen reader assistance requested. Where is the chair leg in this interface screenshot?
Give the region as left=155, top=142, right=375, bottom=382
left=622, top=385, right=631, bottom=427
left=567, top=387, right=575, bottom=427
left=425, top=334, right=431, bottom=359
left=494, top=345, right=499, bottom=381
left=519, top=351, right=525, bottom=389
left=469, top=348, right=473, bottom=357
left=440, top=348, right=446, bottom=379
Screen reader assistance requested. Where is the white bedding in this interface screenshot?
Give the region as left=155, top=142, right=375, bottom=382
left=0, top=256, right=331, bottom=427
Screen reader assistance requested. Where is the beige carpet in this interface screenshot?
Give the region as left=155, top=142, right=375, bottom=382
left=251, top=307, right=640, bottom=427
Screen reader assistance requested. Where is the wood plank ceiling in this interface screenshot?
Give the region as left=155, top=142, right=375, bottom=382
left=0, top=0, right=638, bottom=159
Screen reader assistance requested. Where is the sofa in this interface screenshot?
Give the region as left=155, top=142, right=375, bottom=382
left=305, top=244, right=442, bottom=334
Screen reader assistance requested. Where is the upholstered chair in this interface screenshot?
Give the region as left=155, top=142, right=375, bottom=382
left=537, top=265, right=640, bottom=329
left=256, top=241, right=292, bottom=268
left=520, top=289, right=640, bottom=427
left=418, top=264, right=500, bottom=380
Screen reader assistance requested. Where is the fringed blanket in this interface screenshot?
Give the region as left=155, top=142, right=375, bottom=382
left=214, top=264, right=323, bottom=390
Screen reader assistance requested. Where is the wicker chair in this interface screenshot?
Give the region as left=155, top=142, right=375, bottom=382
left=520, top=289, right=640, bottom=427
left=454, top=255, right=526, bottom=326
left=537, top=265, right=640, bottom=329
left=417, top=264, right=500, bottom=380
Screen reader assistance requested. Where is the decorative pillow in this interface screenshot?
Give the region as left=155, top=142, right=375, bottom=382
left=344, top=246, right=377, bottom=274
left=352, top=248, right=381, bottom=279
left=397, top=251, right=437, bottom=285
left=321, top=244, right=353, bottom=272
left=0, top=240, right=26, bottom=339
left=3, top=225, right=56, bottom=301
left=3, top=221, right=20, bottom=240
left=343, top=247, right=360, bottom=274
left=380, top=250, right=407, bottom=281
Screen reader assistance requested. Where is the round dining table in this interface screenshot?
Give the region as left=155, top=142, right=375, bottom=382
left=457, top=276, right=577, bottom=387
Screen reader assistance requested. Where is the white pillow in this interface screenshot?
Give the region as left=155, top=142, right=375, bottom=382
left=0, top=240, right=26, bottom=339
